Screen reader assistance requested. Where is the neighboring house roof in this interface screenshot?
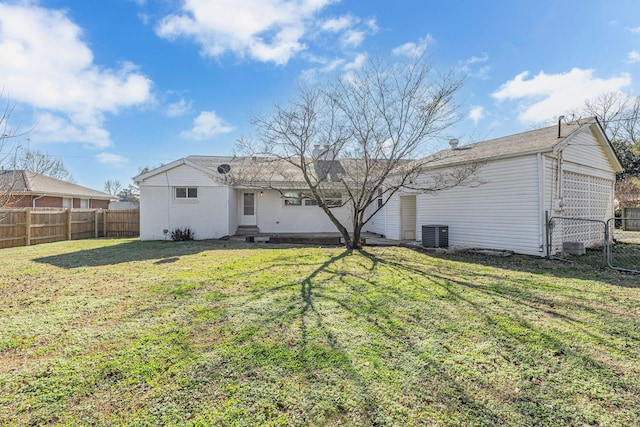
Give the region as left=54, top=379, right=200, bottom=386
left=109, top=201, right=139, bottom=210
left=420, top=117, right=623, bottom=172
left=0, top=170, right=114, bottom=200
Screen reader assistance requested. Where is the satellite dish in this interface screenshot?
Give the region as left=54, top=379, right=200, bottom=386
left=217, top=164, right=231, bottom=174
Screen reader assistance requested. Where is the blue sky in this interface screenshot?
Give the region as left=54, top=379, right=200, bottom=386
left=1, top=0, right=639, bottom=191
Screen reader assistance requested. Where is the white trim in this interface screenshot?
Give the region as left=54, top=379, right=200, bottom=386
left=135, top=158, right=222, bottom=183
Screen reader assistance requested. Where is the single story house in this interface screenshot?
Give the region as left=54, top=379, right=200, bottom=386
left=0, top=169, right=113, bottom=209
left=366, top=117, right=622, bottom=256
left=135, top=118, right=622, bottom=256
left=135, top=156, right=352, bottom=240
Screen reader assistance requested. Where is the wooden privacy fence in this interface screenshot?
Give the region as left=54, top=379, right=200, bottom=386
left=622, top=207, right=640, bottom=231
left=0, top=208, right=140, bottom=249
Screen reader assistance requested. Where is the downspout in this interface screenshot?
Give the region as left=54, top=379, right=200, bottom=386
left=537, top=153, right=545, bottom=256
left=165, top=172, right=171, bottom=239
left=226, top=185, right=230, bottom=237
left=32, top=194, right=45, bottom=207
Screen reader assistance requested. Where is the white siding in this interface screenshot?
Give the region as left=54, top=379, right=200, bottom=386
left=416, top=156, right=542, bottom=256
left=227, top=187, right=238, bottom=236
left=139, top=186, right=230, bottom=240
left=562, top=127, right=614, bottom=174
left=139, top=164, right=228, bottom=240
left=385, top=194, right=401, bottom=240
left=141, top=164, right=223, bottom=187
left=254, top=190, right=350, bottom=234
left=364, top=203, right=386, bottom=235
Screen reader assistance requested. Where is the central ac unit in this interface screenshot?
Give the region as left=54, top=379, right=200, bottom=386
left=422, top=225, right=449, bottom=248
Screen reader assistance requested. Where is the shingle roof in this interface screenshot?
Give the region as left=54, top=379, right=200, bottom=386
left=187, top=155, right=308, bottom=185
left=0, top=170, right=113, bottom=199
left=156, top=118, right=617, bottom=185
left=420, top=118, right=603, bottom=169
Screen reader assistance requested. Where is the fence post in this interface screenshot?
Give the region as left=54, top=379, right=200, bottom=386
left=545, top=211, right=550, bottom=258
left=25, top=208, right=31, bottom=246
left=103, top=210, right=108, bottom=238
left=94, top=210, right=99, bottom=238
left=66, top=208, right=72, bottom=241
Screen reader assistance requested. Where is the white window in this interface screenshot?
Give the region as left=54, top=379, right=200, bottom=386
left=285, top=191, right=341, bottom=207
left=324, top=193, right=342, bottom=208
left=175, top=187, right=198, bottom=199
left=62, top=197, right=72, bottom=208
left=283, top=192, right=302, bottom=206
left=80, top=199, right=89, bottom=208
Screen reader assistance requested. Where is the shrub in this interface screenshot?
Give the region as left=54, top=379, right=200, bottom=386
left=170, top=227, right=195, bottom=241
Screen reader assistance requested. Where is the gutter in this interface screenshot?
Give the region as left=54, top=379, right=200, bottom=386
left=31, top=195, right=45, bottom=208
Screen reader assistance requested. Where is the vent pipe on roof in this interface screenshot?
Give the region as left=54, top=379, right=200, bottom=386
left=557, top=115, right=565, bottom=138
left=449, top=138, right=459, bottom=150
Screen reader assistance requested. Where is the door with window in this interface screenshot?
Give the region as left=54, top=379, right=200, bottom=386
left=240, top=192, right=257, bottom=226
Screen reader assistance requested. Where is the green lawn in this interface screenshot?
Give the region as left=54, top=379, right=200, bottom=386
left=0, top=239, right=638, bottom=426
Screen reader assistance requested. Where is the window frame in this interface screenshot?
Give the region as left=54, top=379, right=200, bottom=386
left=174, top=187, right=198, bottom=200
left=284, top=191, right=342, bottom=208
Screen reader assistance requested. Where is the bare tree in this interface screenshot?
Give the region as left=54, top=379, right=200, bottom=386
left=117, top=185, right=139, bottom=203
left=15, top=148, right=75, bottom=182
left=0, top=94, right=26, bottom=208
left=615, top=176, right=640, bottom=208
left=577, top=92, right=640, bottom=178
left=236, top=55, right=478, bottom=249
left=103, top=179, right=123, bottom=196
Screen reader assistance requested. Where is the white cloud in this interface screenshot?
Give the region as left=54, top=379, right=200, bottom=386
left=156, top=0, right=339, bottom=65
left=465, top=53, right=489, bottom=65
left=322, top=58, right=345, bottom=72
left=492, top=68, right=631, bottom=122
left=392, top=34, right=433, bottom=58
left=626, top=50, right=640, bottom=63
left=31, top=112, right=111, bottom=147
left=321, top=15, right=355, bottom=33
left=180, top=111, right=234, bottom=140
left=340, top=30, right=366, bottom=48
left=468, top=106, right=485, bottom=124
left=343, top=53, right=367, bottom=71
left=628, top=26, right=640, bottom=34
left=0, top=3, right=154, bottom=148
left=96, top=152, right=128, bottom=168
left=166, top=98, right=193, bottom=117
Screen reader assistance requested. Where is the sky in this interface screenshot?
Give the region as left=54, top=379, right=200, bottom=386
left=0, top=0, right=639, bottom=191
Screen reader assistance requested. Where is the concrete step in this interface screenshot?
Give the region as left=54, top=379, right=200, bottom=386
left=235, top=225, right=260, bottom=236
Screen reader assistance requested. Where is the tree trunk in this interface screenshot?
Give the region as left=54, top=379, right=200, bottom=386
left=346, top=222, right=363, bottom=250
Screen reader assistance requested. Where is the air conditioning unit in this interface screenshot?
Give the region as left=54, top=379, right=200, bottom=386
left=422, top=225, right=449, bottom=248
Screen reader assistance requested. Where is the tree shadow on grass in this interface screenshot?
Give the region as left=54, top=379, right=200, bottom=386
left=234, top=247, right=639, bottom=424
left=438, top=249, right=639, bottom=289
left=358, top=250, right=640, bottom=411
left=235, top=248, right=511, bottom=425
left=32, top=239, right=294, bottom=268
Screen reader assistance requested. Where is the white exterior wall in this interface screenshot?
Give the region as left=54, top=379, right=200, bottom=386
left=139, top=164, right=229, bottom=240
left=253, top=189, right=350, bottom=233
left=415, top=155, right=543, bottom=256
left=543, top=128, right=617, bottom=255
left=227, top=187, right=238, bottom=236
left=364, top=203, right=386, bottom=235
left=563, top=128, right=615, bottom=175
left=384, top=194, right=402, bottom=240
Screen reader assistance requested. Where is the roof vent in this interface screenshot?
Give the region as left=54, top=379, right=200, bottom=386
left=557, top=115, right=565, bottom=138
left=449, top=138, right=459, bottom=150
left=217, top=164, right=231, bottom=174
